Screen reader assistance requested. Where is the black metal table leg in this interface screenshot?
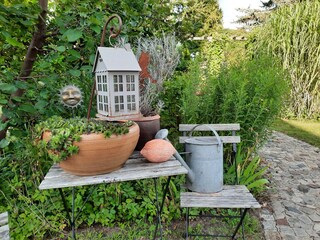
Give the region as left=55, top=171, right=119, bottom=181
left=232, top=208, right=248, bottom=240
left=153, top=176, right=172, bottom=240
left=71, top=187, right=76, bottom=240
left=58, top=187, right=77, bottom=240
left=58, top=188, right=72, bottom=228
left=58, top=186, right=98, bottom=240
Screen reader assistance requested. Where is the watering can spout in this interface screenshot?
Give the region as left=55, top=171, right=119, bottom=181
left=155, top=129, right=195, bottom=183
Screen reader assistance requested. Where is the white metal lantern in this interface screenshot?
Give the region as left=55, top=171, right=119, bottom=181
left=92, top=45, right=142, bottom=120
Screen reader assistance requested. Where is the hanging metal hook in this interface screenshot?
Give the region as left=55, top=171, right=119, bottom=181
left=87, top=14, right=123, bottom=123
left=100, top=14, right=123, bottom=47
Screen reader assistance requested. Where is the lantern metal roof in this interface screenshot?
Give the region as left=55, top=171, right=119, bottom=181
left=93, top=46, right=141, bottom=73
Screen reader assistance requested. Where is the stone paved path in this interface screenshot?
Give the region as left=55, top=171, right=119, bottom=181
left=258, top=131, right=320, bottom=240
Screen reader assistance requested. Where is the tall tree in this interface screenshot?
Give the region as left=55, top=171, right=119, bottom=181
left=0, top=0, right=48, bottom=144
left=235, top=0, right=301, bottom=28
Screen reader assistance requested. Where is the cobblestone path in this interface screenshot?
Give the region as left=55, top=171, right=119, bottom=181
left=259, top=131, right=320, bottom=240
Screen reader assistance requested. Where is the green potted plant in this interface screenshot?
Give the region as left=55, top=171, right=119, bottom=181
left=35, top=115, right=139, bottom=176
left=132, top=34, right=180, bottom=150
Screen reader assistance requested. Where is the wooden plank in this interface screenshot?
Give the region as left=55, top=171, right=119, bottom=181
left=179, top=124, right=240, bottom=132
left=180, top=185, right=261, bottom=209
left=0, top=212, right=8, bottom=226
left=0, top=225, right=10, bottom=240
left=0, top=212, right=9, bottom=240
left=43, top=156, right=179, bottom=180
left=39, top=157, right=188, bottom=190
left=179, top=136, right=240, bottom=144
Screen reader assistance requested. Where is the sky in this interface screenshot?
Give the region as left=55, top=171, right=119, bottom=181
left=218, top=0, right=264, bottom=29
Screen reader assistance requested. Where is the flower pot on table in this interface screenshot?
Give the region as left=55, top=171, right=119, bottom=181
left=42, top=123, right=139, bottom=176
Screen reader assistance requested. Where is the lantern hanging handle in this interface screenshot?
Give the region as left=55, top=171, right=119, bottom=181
left=86, top=14, right=123, bottom=126
left=100, top=14, right=122, bottom=47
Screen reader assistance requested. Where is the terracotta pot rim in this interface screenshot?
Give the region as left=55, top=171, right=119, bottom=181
left=129, top=114, right=160, bottom=122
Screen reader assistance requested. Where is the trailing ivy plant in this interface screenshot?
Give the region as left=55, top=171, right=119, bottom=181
left=34, top=115, right=134, bottom=163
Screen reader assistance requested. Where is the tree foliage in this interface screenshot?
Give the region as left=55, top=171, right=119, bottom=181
left=0, top=0, right=223, bottom=238
left=235, top=0, right=302, bottom=29
left=0, top=0, right=222, bottom=128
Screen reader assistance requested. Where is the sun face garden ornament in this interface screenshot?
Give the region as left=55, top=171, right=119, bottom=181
left=60, top=85, right=82, bottom=108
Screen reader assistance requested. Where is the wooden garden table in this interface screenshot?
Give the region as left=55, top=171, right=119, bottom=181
left=39, top=152, right=188, bottom=240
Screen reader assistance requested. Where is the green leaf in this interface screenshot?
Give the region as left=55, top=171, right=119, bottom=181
left=0, top=139, right=9, bottom=148
left=11, top=96, right=22, bottom=102
left=0, top=15, right=8, bottom=23
left=247, top=179, right=269, bottom=190
left=0, top=83, right=17, bottom=94
left=15, top=81, right=28, bottom=89
left=64, top=29, right=83, bottom=42
left=56, top=46, right=66, bottom=52
left=68, top=49, right=81, bottom=59
left=19, top=103, right=36, bottom=113
left=5, top=36, right=24, bottom=48
left=90, top=25, right=101, bottom=34
left=0, top=122, right=8, bottom=131
left=69, top=69, right=81, bottom=77
left=0, top=98, right=8, bottom=104
left=35, top=100, right=48, bottom=110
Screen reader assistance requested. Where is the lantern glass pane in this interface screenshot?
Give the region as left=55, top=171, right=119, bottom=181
left=126, top=75, right=131, bottom=91
left=102, top=75, right=107, bottom=92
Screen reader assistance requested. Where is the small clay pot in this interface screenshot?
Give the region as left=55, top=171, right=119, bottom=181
left=129, top=114, right=160, bottom=151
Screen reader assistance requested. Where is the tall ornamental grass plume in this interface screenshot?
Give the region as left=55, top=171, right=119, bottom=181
left=256, top=0, right=320, bottom=119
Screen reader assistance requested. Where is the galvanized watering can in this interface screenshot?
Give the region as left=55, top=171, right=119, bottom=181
left=155, top=124, right=223, bottom=193
left=184, top=124, right=223, bottom=193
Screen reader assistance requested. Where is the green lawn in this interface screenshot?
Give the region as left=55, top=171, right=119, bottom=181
left=271, top=118, right=320, bottom=148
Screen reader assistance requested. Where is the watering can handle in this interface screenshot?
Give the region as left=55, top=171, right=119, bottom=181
left=188, top=124, right=222, bottom=146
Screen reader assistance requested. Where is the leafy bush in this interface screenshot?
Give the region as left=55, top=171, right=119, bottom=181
left=160, top=53, right=287, bottom=194
left=225, top=145, right=269, bottom=194
left=179, top=53, right=289, bottom=150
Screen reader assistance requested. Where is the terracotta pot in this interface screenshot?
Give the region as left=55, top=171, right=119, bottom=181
left=42, top=123, right=139, bottom=176
left=129, top=114, right=160, bottom=151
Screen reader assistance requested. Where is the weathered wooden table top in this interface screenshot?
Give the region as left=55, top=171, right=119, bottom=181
left=39, top=152, right=188, bottom=190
